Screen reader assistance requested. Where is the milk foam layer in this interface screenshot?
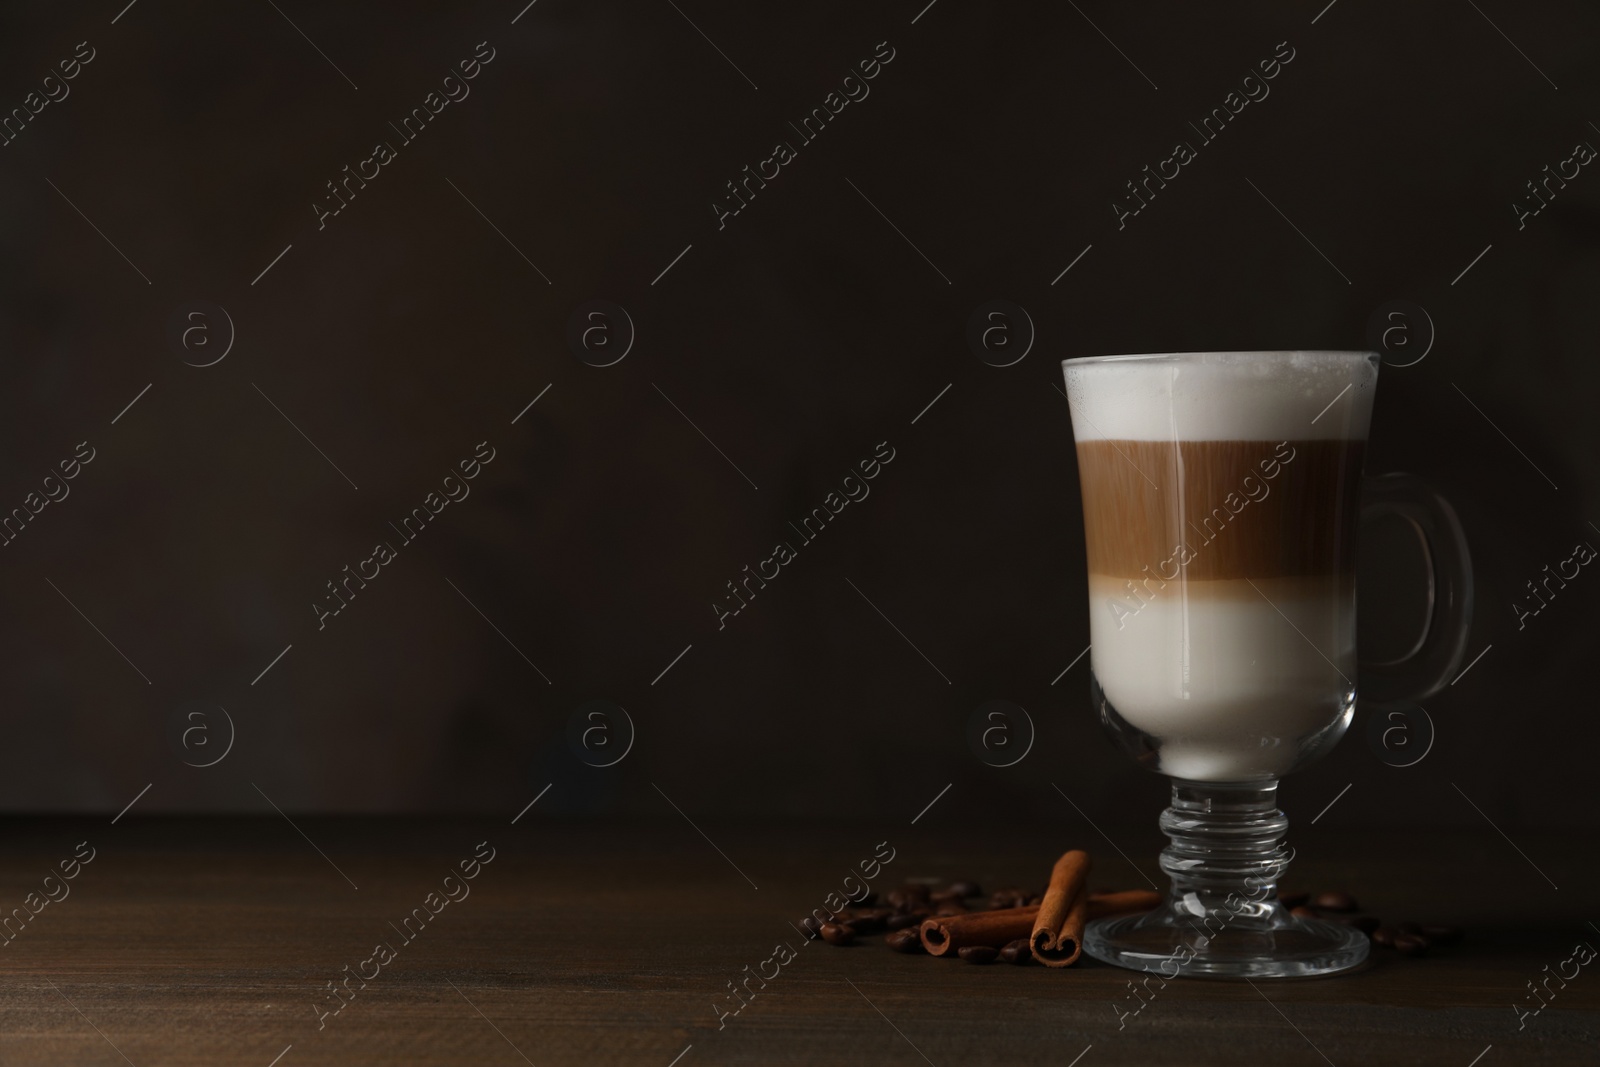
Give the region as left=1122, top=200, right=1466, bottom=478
left=1088, top=574, right=1354, bottom=780
left=1063, top=351, right=1378, bottom=442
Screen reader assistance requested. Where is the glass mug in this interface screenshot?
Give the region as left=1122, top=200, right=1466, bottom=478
left=1061, top=350, right=1472, bottom=978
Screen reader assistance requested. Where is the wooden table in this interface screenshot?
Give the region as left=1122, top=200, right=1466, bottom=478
left=0, top=817, right=1593, bottom=1065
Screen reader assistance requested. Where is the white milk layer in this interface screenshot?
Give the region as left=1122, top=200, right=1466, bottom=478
left=1087, top=574, right=1354, bottom=780
left=1062, top=351, right=1378, bottom=442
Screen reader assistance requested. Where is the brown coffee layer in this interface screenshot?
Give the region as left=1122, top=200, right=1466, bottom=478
left=1075, top=439, right=1363, bottom=581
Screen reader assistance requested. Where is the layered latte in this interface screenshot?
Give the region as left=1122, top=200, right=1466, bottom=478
left=1064, top=352, right=1377, bottom=780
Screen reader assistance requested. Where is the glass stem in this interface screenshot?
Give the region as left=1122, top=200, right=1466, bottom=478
left=1159, top=779, right=1291, bottom=931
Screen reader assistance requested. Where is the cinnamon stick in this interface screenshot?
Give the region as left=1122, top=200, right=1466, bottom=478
left=1031, top=850, right=1092, bottom=968
left=916, top=888, right=1162, bottom=958
left=1034, top=891, right=1089, bottom=967
left=1086, top=889, right=1161, bottom=918
left=920, top=906, right=1036, bottom=957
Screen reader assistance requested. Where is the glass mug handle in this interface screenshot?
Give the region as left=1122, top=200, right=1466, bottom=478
left=1357, top=472, right=1475, bottom=703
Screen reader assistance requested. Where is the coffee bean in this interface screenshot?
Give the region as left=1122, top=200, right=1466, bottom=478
left=1290, top=906, right=1320, bottom=920
left=886, top=928, right=924, bottom=953
left=887, top=889, right=923, bottom=912
left=1370, top=926, right=1396, bottom=947
left=936, top=903, right=968, bottom=917
left=989, top=891, right=1028, bottom=910
left=798, top=916, right=822, bottom=938
left=1311, top=891, right=1358, bottom=913
left=883, top=913, right=918, bottom=931
left=845, top=914, right=884, bottom=935
left=1278, top=890, right=1310, bottom=909
left=1419, top=924, right=1463, bottom=947
left=820, top=922, right=855, bottom=946
left=851, top=908, right=889, bottom=934
left=948, top=880, right=982, bottom=899
left=1025, top=894, right=1044, bottom=907
left=999, top=939, right=1032, bottom=965
left=958, top=946, right=998, bottom=964
left=1393, top=933, right=1428, bottom=956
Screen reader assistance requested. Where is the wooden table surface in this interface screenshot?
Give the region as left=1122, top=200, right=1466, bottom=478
left=0, top=817, right=1593, bottom=1066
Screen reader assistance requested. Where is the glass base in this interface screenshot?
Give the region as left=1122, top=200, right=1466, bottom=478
left=1081, top=777, right=1369, bottom=979
left=1084, top=902, right=1369, bottom=979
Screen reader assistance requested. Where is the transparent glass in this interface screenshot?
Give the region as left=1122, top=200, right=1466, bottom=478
left=1061, top=351, right=1472, bottom=979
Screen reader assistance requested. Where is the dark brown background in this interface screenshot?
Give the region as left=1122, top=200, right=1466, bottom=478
left=1, top=0, right=1596, bottom=833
